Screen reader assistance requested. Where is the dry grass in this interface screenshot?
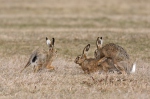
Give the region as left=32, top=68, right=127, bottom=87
left=0, top=56, right=150, bottom=99
left=0, top=0, right=150, bottom=99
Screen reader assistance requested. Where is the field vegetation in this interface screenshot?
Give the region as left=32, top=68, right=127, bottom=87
left=0, top=0, right=150, bottom=98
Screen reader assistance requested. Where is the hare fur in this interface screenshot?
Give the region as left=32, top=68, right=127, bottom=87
left=20, top=37, right=57, bottom=73
left=94, top=37, right=136, bottom=74
left=75, top=44, right=117, bottom=74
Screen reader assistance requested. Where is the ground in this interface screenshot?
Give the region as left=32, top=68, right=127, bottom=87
left=0, top=0, right=150, bottom=99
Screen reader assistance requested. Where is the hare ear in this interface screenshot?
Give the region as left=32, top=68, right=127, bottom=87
left=51, top=38, right=55, bottom=46
left=46, top=37, right=51, bottom=45
left=96, top=37, right=103, bottom=49
left=83, top=44, right=90, bottom=55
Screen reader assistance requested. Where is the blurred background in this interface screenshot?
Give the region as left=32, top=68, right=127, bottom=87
left=0, top=0, right=149, bottom=61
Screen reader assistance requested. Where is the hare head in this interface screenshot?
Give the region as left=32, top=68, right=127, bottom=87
left=74, top=44, right=90, bottom=65
left=46, top=37, right=55, bottom=51
left=46, top=37, right=57, bottom=56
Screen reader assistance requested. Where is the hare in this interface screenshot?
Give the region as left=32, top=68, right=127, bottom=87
left=74, top=44, right=117, bottom=74
left=94, top=37, right=136, bottom=74
left=20, top=37, right=57, bottom=73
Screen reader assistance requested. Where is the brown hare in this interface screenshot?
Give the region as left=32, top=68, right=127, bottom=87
left=94, top=37, right=136, bottom=74
left=20, top=37, right=57, bottom=73
left=74, top=44, right=117, bottom=74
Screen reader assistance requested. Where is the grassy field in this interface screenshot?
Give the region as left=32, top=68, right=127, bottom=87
left=0, top=0, right=150, bottom=98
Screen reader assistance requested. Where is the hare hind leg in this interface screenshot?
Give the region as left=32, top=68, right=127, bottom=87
left=46, top=65, right=55, bottom=70
left=113, top=61, right=126, bottom=75
left=102, top=63, right=109, bottom=73
left=33, top=64, right=42, bottom=73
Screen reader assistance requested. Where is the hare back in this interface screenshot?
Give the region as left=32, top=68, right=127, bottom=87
left=30, top=48, right=53, bottom=67
left=102, top=43, right=129, bottom=61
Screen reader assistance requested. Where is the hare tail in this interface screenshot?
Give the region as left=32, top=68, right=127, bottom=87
left=131, top=62, right=136, bottom=73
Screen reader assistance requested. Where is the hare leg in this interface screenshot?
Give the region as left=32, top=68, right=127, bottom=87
left=34, top=64, right=42, bottom=73
left=114, top=62, right=126, bottom=75
left=20, top=60, right=31, bottom=73
left=103, top=65, right=109, bottom=73
left=97, top=57, right=107, bottom=65
left=46, top=61, right=55, bottom=71
left=46, top=65, right=55, bottom=71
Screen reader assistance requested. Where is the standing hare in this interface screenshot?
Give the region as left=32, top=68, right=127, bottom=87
left=74, top=44, right=117, bottom=74
left=94, top=37, right=136, bottom=74
left=20, top=37, right=57, bottom=73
